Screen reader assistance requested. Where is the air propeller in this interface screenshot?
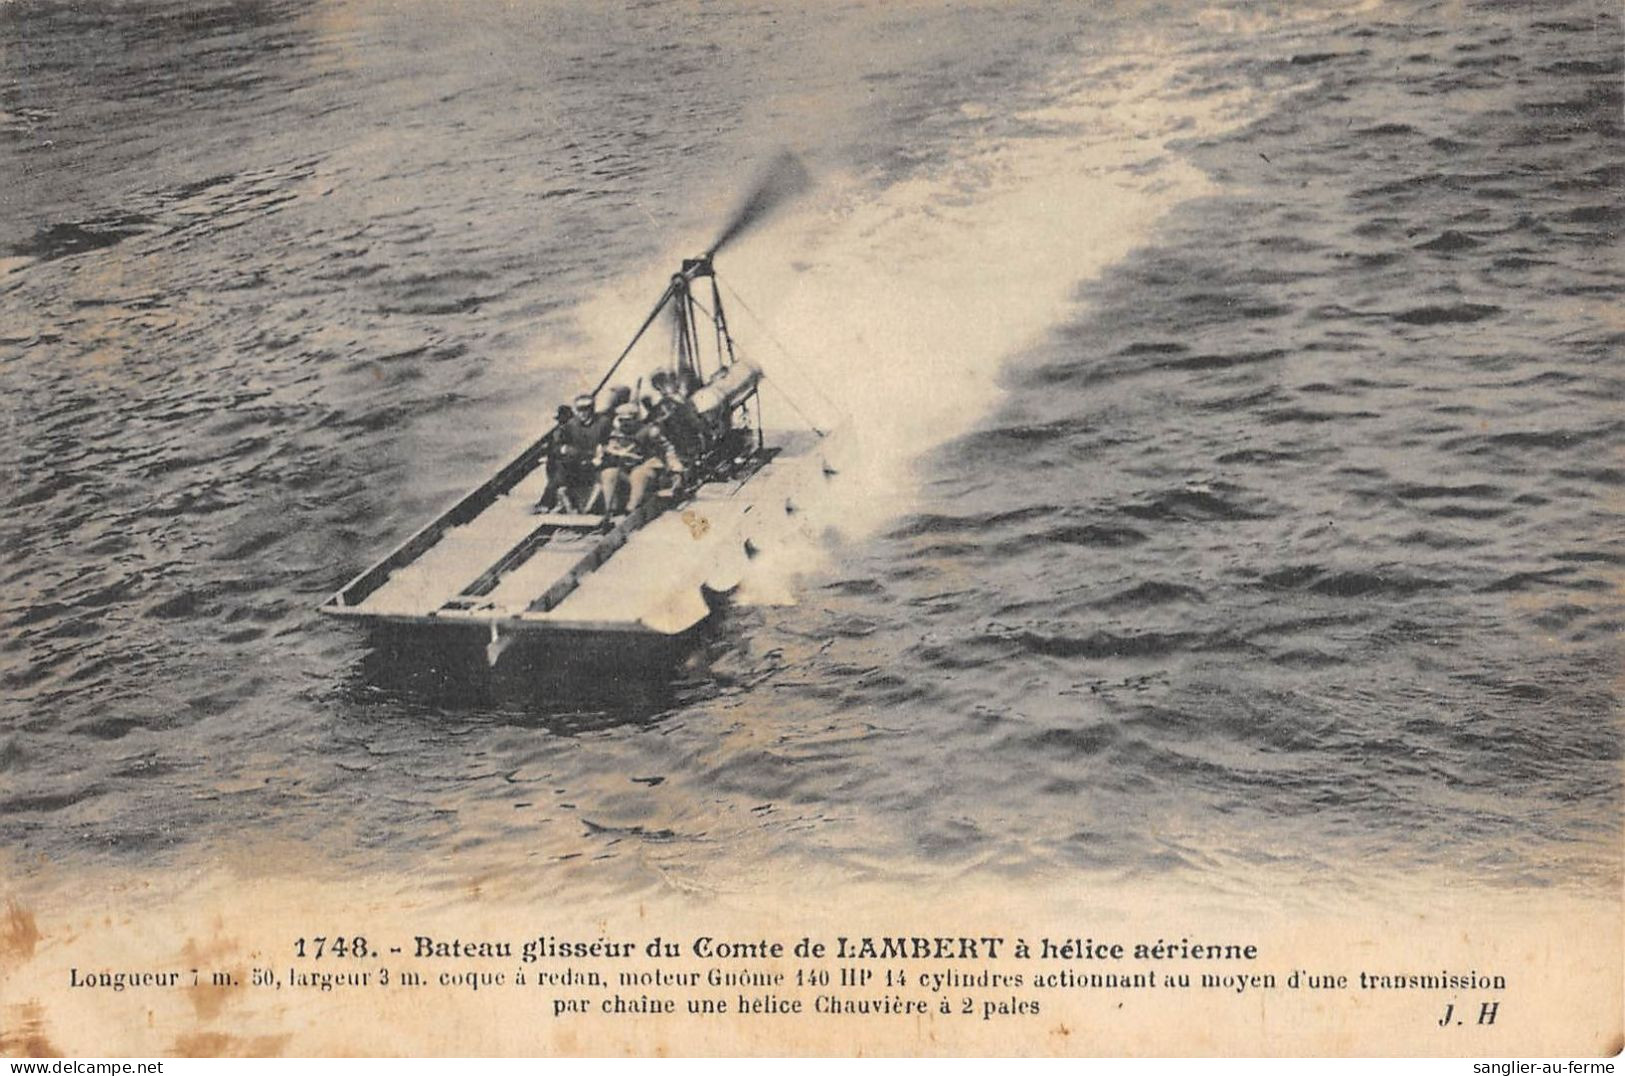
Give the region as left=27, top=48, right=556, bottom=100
left=704, top=150, right=812, bottom=260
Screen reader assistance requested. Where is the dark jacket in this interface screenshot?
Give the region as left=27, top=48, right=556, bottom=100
left=649, top=395, right=707, bottom=461
left=555, top=413, right=611, bottom=460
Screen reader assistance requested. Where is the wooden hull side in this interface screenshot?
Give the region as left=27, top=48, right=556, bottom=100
left=359, top=618, right=704, bottom=686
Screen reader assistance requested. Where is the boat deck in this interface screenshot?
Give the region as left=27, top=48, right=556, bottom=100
left=324, top=429, right=824, bottom=637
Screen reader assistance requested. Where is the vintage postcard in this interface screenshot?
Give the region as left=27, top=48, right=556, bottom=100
left=0, top=0, right=1619, bottom=1058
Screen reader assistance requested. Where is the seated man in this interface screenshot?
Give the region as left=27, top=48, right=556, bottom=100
left=647, top=370, right=708, bottom=466
left=536, top=394, right=610, bottom=512
left=595, top=404, right=684, bottom=517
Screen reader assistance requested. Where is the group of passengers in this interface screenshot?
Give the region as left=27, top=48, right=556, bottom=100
left=536, top=370, right=710, bottom=518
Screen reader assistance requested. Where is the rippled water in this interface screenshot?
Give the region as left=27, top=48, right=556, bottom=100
left=1, top=0, right=1619, bottom=902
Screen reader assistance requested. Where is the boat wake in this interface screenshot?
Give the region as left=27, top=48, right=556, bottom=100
left=568, top=47, right=1271, bottom=603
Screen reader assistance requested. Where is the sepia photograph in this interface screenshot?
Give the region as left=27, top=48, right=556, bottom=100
left=0, top=0, right=1619, bottom=1058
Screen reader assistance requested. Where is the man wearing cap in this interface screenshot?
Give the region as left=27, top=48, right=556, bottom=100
left=596, top=404, right=684, bottom=517
left=535, top=393, right=611, bottom=513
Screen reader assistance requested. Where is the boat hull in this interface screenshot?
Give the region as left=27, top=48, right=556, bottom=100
left=321, top=427, right=828, bottom=655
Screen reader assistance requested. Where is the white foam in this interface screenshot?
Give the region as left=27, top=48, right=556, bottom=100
left=568, top=43, right=1274, bottom=591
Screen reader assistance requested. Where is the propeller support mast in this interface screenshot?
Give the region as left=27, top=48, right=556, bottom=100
left=591, top=151, right=806, bottom=398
